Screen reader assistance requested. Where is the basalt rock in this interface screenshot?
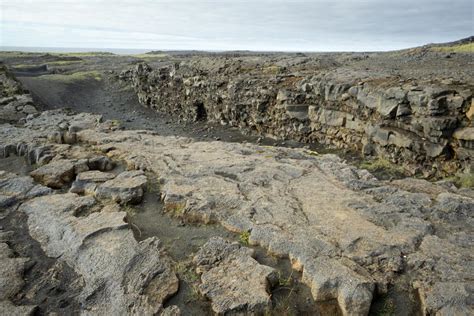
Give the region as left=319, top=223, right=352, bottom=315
left=122, top=60, right=473, bottom=176
left=193, top=237, right=277, bottom=315
left=20, top=193, right=179, bottom=315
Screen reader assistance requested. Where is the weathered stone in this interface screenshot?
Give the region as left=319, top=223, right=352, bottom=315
left=30, top=159, right=75, bottom=189
left=95, top=170, right=147, bottom=204
left=0, top=300, right=36, bottom=315
left=194, top=237, right=276, bottom=315
left=312, top=108, right=346, bottom=127
left=0, top=235, right=36, bottom=315
left=20, top=193, right=178, bottom=315
left=377, top=98, right=399, bottom=118
left=418, top=282, right=473, bottom=315
left=76, top=170, right=116, bottom=182
left=87, top=156, right=115, bottom=171
left=302, top=257, right=374, bottom=316
left=0, top=174, right=52, bottom=208
left=0, top=253, right=28, bottom=300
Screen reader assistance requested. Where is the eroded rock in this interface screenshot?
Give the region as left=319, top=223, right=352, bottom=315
left=19, top=193, right=179, bottom=315
left=95, top=170, right=147, bottom=204
left=194, top=237, right=277, bottom=315
left=30, top=159, right=75, bottom=189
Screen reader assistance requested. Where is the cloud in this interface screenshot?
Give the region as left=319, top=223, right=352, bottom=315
left=1, top=0, right=472, bottom=51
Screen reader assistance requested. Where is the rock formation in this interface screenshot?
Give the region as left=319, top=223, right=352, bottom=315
left=122, top=58, right=473, bottom=177
left=1, top=53, right=473, bottom=315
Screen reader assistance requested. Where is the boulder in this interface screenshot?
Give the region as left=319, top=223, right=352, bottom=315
left=30, top=159, right=75, bottom=189
left=194, top=237, right=277, bottom=315
left=20, top=193, right=179, bottom=315
left=95, top=170, right=147, bottom=204
left=70, top=170, right=116, bottom=195
left=302, top=257, right=374, bottom=316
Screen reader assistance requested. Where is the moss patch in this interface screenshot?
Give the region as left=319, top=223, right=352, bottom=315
left=38, top=71, right=102, bottom=82
left=445, top=172, right=474, bottom=189
left=359, top=157, right=406, bottom=179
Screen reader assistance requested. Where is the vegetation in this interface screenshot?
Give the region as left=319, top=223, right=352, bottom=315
left=456, top=172, right=474, bottom=188
left=431, top=42, right=474, bottom=53
left=375, top=297, right=395, bottom=316
left=239, top=231, right=251, bottom=245
left=277, top=270, right=293, bottom=287
left=56, top=52, right=115, bottom=57
left=359, top=157, right=406, bottom=179
left=262, top=65, right=282, bottom=75
left=38, top=70, right=102, bottom=82
left=133, top=53, right=169, bottom=59
left=445, top=172, right=474, bottom=189
left=174, top=260, right=202, bottom=301
left=164, top=201, right=187, bottom=217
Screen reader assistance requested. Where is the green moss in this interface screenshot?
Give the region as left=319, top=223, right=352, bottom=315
left=133, top=53, right=169, bottom=59
left=47, top=60, right=84, bottom=66
left=277, top=271, right=293, bottom=287
left=446, top=172, right=474, bottom=189
left=432, top=42, right=474, bottom=53
left=457, top=173, right=474, bottom=188
left=375, top=297, right=395, bottom=316
left=359, top=157, right=406, bottom=179
left=38, top=70, right=102, bottom=82
left=305, top=149, right=319, bottom=157
left=56, top=52, right=115, bottom=57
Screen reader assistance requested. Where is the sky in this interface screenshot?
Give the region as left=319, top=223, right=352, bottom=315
left=0, top=0, right=473, bottom=52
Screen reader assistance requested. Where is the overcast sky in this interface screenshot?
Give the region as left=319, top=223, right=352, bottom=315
left=0, top=0, right=472, bottom=52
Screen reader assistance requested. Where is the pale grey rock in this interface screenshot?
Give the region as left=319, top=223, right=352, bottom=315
left=0, top=300, right=36, bottom=316
left=20, top=193, right=178, bottom=315
left=302, top=257, right=374, bottom=316
left=30, top=159, right=75, bottom=189
left=194, top=237, right=276, bottom=315
left=95, top=170, right=147, bottom=204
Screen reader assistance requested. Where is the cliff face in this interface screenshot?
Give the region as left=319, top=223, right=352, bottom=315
left=122, top=57, right=473, bottom=176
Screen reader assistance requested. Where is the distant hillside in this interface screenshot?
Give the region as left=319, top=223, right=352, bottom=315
left=425, top=36, right=473, bottom=53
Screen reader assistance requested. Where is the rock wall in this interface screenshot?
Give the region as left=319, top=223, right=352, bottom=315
left=0, top=63, right=39, bottom=123
left=122, top=59, right=473, bottom=176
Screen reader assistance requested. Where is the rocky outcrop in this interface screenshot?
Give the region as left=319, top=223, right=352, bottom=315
left=1, top=97, right=473, bottom=314
left=95, top=170, right=147, bottom=204
left=1, top=108, right=473, bottom=314
left=193, top=237, right=277, bottom=314
left=0, top=230, right=37, bottom=315
left=0, top=63, right=38, bottom=123
left=75, top=121, right=473, bottom=315
left=20, top=193, right=179, bottom=315
left=122, top=60, right=473, bottom=176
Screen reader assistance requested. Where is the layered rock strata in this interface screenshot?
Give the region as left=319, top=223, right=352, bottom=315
left=122, top=60, right=473, bottom=176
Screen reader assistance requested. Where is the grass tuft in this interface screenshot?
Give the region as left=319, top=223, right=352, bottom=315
left=239, top=231, right=251, bottom=245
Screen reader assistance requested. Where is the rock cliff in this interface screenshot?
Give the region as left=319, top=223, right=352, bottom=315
left=122, top=56, right=473, bottom=177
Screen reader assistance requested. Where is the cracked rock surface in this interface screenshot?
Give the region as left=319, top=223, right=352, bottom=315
left=0, top=91, right=472, bottom=314
left=20, top=192, right=179, bottom=315
left=194, top=237, right=277, bottom=314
